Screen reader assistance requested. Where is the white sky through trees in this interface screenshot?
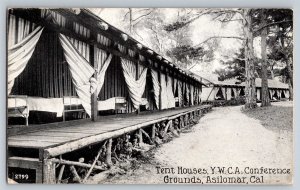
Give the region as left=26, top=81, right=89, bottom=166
left=90, top=8, right=263, bottom=73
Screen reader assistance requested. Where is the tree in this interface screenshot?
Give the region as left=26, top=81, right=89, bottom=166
left=164, top=8, right=293, bottom=108
left=214, top=47, right=246, bottom=81
left=261, top=9, right=293, bottom=100
left=258, top=9, right=271, bottom=107
left=163, top=8, right=259, bottom=109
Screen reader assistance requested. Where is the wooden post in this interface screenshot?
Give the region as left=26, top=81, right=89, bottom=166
left=151, top=124, right=156, bottom=140
left=91, top=44, right=98, bottom=121
left=83, top=141, right=106, bottom=182
left=43, top=159, right=56, bottom=184
left=162, top=120, right=172, bottom=137
left=69, top=165, right=82, bottom=183
left=105, top=138, right=113, bottom=167
left=138, top=129, right=143, bottom=143
left=57, top=164, right=65, bottom=183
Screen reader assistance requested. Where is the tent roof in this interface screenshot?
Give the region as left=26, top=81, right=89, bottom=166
left=195, top=71, right=288, bottom=89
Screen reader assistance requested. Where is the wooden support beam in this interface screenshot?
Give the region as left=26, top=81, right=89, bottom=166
left=140, top=128, right=154, bottom=144
left=83, top=141, right=106, bottom=181
left=57, top=164, right=65, bottom=184
left=52, top=158, right=105, bottom=170
left=162, top=120, right=172, bottom=137
left=43, top=159, right=56, bottom=184
left=138, top=129, right=143, bottom=143
left=105, top=138, right=113, bottom=167
left=151, top=124, right=156, bottom=140
left=91, top=44, right=98, bottom=122
left=70, top=165, right=82, bottom=183
left=44, top=108, right=206, bottom=158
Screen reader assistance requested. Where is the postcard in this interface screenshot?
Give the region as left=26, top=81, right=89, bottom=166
left=7, top=8, right=293, bottom=184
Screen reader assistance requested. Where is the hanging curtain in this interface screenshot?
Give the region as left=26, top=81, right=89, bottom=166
left=151, top=69, right=160, bottom=109
left=160, top=73, right=168, bottom=109
left=284, top=90, right=290, bottom=99
left=276, top=90, right=281, bottom=99
left=272, top=90, right=277, bottom=99
left=8, top=14, right=44, bottom=95
left=256, top=89, right=261, bottom=101
left=198, top=87, right=202, bottom=103
left=120, top=58, right=148, bottom=110
left=166, top=76, right=176, bottom=108
left=269, top=89, right=275, bottom=100
left=178, top=80, right=182, bottom=107
left=41, top=9, right=66, bottom=28
left=94, top=47, right=113, bottom=96
left=226, top=88, right=232, bottom=100
left=173, top=78, right=178, bottom=94
left=59, top=34, right=95, bottom=116
left=221, top=87, right=226, bottom=100
left=279, top=90, right=283, bottom=98
left=237, top=88, right=242, bottom=97
left=194, top=87, right=198, bottom=104
left=214, top=87, right=221, bottom=99
left=185, top=83, right=190, bottom=104
left=190, top=85, right=194, bottom=105
left=232, top=88, right=238, bottom=98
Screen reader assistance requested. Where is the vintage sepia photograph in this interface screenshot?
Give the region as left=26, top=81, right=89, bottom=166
left=6, top=8, right=293, bottom=184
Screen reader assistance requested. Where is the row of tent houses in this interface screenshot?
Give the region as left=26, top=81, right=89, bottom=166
left=7, top=8, right=204, bottom=126
left=200, top=77, right=290, bottom=102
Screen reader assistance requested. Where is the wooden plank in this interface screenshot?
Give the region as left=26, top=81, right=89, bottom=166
left=44, top=129, right=96, bottom=135
left=8, top=140, right=56, bottom=148
left=9, top=105, right=212, bottom=151
left=9, top=135, right=80, bottom=142
left=27, top=131, right=90, bottom=138
left=8, top=157, right=40, bottom=169
left=8, top=137, right=64, bottom=143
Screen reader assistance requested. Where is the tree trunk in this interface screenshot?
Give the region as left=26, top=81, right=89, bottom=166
left=243, top=9, right=257, bottom=109
left=269, top=66, right=275, bottom=79
left=288, top=78, right=293, bottom=100
left=260, top=9, right=271, bottom=107
left=129, top=8, right=133, bottom=35
left=286, top=58, right=293, bottom=100
left=280, top=36, right=293, bottom=100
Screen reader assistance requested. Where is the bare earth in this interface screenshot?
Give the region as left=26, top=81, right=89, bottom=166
left=104, top=102, right=293, bottom=184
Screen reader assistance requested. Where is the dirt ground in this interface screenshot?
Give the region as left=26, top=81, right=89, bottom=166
left=103, top=102, right=293, bottom=184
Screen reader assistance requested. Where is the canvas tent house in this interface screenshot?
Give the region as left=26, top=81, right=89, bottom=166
left=200, top=76, right=290, bottom=103
left=7, top=8, right=204, bottom=126
left=7, top=9, right=213, bottom=184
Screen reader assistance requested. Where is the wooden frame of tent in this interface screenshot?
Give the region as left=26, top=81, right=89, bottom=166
left=7, top=8, right=211, bottom=183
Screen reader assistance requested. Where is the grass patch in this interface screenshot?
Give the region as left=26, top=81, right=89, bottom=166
left=242, top=105, right=293, bottom=132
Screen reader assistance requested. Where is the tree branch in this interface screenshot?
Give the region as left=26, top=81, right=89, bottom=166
left=132, top=10, right=154, bottom=22
left=194, top=36, right=245, bottom=48
left=254, top=20, right=293, bottom=33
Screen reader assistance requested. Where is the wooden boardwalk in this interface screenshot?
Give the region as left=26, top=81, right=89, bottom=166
left=8, top=105, right=211, bottom=151
left=7, top=104, right=212, bottom=183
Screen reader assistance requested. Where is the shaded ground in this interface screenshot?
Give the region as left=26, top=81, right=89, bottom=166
left=243, top=101, right=293, bottom=132
left=103, top=102, right=293, bottom=184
